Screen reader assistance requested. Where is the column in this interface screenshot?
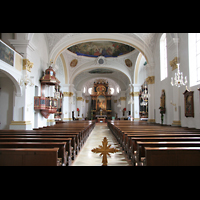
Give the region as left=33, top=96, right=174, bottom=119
left=133, top=84, right=140, bottom=121
left=85, top=96, right=89, bottom=119
left=76, top=91, right=83, bottom=120
left=120, top=91, right=126, bottom=119
left=146, top=76, right=155, bottom=123
left=129, top=84, right=134, bottom=120
left=145, top=63, right=155, bottom=123
left=47, top=85, right=55, bottom=126
left=172, top=85, right=181, bottom=126
left=62, top=84, right=74, bottom=121
left=10, top=84, right=33, bottom=130
left=9, top=38, right=35, bottom=130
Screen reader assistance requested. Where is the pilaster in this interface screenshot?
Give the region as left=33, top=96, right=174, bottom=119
left=133, top=84, right=140, bottom=121
left=10, top=85, right=33, bottom=130
left=62, top=84, right=74, bottom=121
left=146, top=76, right=155, bottom=123
left=172, top=84, right=181, bottom=126
left=76, top=91, right=83, bottom=120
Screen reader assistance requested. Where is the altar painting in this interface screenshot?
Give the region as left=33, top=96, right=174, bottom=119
left=97, top=95, right=106, bottom=110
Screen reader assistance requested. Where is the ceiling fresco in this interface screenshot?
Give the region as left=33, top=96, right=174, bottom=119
left=67, top=41, right=135, bottom=58
left=89, top=69, right=114, bottom=74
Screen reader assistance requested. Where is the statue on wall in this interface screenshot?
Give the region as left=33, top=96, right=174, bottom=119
left=159, top=89, right=166, bottom=124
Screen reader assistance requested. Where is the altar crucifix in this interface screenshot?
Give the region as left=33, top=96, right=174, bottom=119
left=91, top=137, right=119, bottom=166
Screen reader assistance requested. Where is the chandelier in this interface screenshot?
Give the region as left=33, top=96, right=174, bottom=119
left=171, top=63, right=187, bottom=87
left=128, top=84, right=134, bottom=105
left=20, top=67, right=34, bottom=87
left=140, top=83, right=149, bottom=106
left=128, top=97, right=134, bottom=105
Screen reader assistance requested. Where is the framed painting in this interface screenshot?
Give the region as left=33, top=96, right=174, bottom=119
left=183, top=89, right=194, bottom=117
left=97, top=95, right=106, bottom=111
left=0, top=40, right=14, bottom=66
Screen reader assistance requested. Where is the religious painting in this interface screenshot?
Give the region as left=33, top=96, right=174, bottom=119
left=97, top=95, right=106, bottom=111
left=96, top=86, right=106, bottom=96
left=89, top=68, right=113, bottom=74
left=67, top=41, right=135, bottom=58
left=183, top=90, right=194, bottom=117
left=125, top=59, right=132, bottom=67
left=70, top=59, right=78, bottom=67
left=0, top=40, right=14, bottom=66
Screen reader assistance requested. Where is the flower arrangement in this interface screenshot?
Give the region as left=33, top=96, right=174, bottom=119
left=123, top=108, right=126, bottom=116
left=77, top=108, right=80, bottom=116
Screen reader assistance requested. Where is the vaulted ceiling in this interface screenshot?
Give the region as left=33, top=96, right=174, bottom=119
left=43, top=33, right=155, bottom=94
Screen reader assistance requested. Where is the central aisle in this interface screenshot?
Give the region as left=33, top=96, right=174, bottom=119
left=72, top=123, right=132, bottom=166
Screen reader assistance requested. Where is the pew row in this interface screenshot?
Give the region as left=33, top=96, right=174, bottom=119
left=0, top=120, right=96, bottom=166
left=0, top=148, right=59, bottom=166
left=144, top=147, right=200, bottom=166
left=107, top=120, right=200, bottom=166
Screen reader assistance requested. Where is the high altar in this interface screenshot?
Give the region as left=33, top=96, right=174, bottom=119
left=90, top=79, right=112, bottom=120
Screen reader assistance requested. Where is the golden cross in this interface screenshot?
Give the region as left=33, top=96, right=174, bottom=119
left=91, top=137, right=119, bottom=166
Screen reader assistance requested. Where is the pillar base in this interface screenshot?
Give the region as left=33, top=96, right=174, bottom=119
left=63, top=118, right=73, bottom=121
left=172, top=120, right=181, bottom=127
left=9, top=121, right=32, bottom=130
left=147, top=119, right=155, bottom=124
left=47, top=119, right=55, bottom=126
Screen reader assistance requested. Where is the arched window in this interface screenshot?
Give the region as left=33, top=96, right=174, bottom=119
left=110, top=88, right=114, bottom=94
left=160, top=33, right=168, bottom=81
left=88, top=88, right=92, bottom=94
left=188, top=33, right=200, bottom=87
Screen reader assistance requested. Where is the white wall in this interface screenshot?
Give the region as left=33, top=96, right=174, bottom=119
left=28, top=33, right=49, bottom=128
left=0, top=77, right=13, bottom=129
left=153, top=33, right=200, bottom=129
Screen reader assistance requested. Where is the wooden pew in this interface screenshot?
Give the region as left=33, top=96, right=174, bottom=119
left=107, top=120, right=200, bottom=166
left=125, top=133, right=200, bottom=157
left=0, top=142, right=67, bottom=166
left=0, top=120, right=95, bottom=166
left=137, top=141, right=200, bottom=166
left=144, top=147, right=200, bottom=166
left=0, top=148, right=59, bottom=166
left=0, top=133, right=78, bottom=160
left=130, top=137, right=200, bottom=165
left=0, top=137, right=72, bottom=166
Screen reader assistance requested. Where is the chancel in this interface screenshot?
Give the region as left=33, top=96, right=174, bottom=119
left=1, top=33, right=200, bottom=166
left=90, top=79, right=112, bottom=122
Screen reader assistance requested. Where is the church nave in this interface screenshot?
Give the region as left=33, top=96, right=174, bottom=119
left=72, top=123, right=132, bottom=166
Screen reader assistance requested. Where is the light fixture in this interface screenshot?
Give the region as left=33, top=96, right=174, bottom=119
left=117, top=99, right=121, bottom=108
left=171, top=36, right=187, bottom=87
left=171, top=63, right=187, bottom=87
left=140, top=82, right=149, bottom=106
left=128, top=98, right=134, bottom=104
left=128, top=84, right=134, bottom=105
left=20, top=66, right=34, bottom=87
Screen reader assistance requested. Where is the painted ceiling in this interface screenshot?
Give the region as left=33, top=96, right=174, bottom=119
left=89, top=69, right=113, bottom=74
left=67, top=41, right=135, bottom=57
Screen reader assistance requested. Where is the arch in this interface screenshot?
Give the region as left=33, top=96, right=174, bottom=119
left=134, top=52, right=143, bottom=84
left=60, top=53, right=68, bottom=84
left=0, top=69, right=22, bottom=97
left=70, top=62, right=132, bottom=90
left=49, top=33, right=154, bottom=67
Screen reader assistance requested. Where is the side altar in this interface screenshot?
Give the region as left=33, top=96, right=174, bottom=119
left=90, top=79, right=112, bottom=120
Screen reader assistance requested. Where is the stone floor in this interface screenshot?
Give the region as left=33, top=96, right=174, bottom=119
left=71, top=122, right=132, bottom=166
